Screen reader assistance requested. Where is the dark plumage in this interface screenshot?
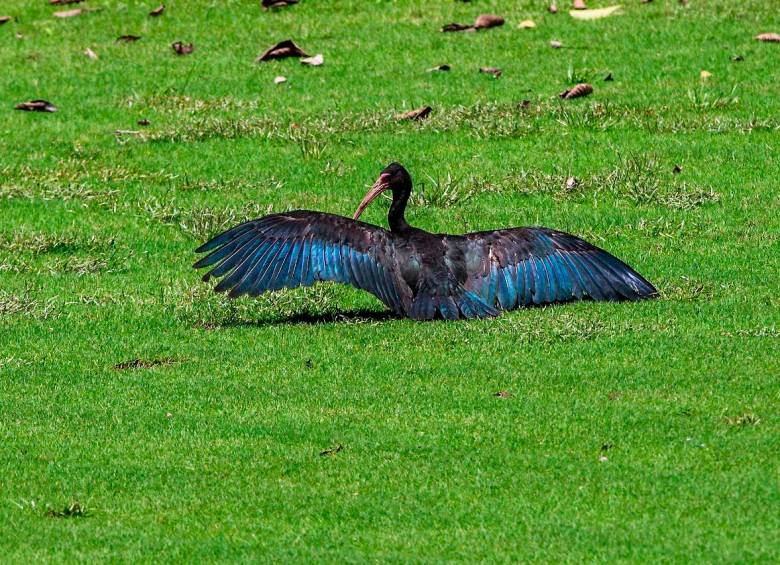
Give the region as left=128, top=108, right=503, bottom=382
left=194, top=163, right=657, bottom=320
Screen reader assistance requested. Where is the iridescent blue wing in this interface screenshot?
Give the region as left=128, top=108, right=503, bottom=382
left=462, top=227, right=657, bottom=310
left=194, top=211, right=410, bottom=313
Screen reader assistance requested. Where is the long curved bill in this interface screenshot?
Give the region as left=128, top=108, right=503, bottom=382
left=353, top=174, right=390, bottom=220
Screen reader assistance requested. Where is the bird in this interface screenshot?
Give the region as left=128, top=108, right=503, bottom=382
left=193, top=163, right=657, bottom=320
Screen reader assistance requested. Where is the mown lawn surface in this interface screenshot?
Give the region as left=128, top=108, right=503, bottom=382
left=1, top=0, right=779, bottom=561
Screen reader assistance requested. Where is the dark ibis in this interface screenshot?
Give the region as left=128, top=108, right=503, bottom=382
left=194, top=163, right=657, bottom=320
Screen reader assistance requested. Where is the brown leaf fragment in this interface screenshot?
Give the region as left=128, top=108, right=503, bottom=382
left=479, top=66, right=502, bottom=78
left=550, top=39, right=562, bottom=49
left=395, top=106, right=432, bottom=121
left=256, top=39, right=308, bottom=61
left=149, top=4, right=165, bottom=17
left=518, top=20, right=536, bottom=29
left=755, top=32, right=780, bottom=43
left=274, top=75, right=287, bottom=84
left=559, top=82, right=593, bottom=99
left=319, top=444, right=343, bottom=456
left=50, top=0, right=84, bottom=4
left=262, top=0, right=299, bottom=8
left=494, top=390, right=512, bottom=398
left=474, top=13, right=504, bottom=29
left=113, top=357, right=178, bottom=370
left=549, top=3, right=558, bottom=13
left=138, top=118, right=150, bottom=126
left=172, top=41, right=194, bottom=55
left=300, top=53, right=323, bottom=66
left=441, top=22, right=473, bottom=32
left=84, top=47, right=98, bottom=59
left=54, top=8, right=82, bottom=18
left=572, top=0, right=587, bottom=8
left=14, top=100, right=57, bottom=112
left=427, top=64, right=451, bottom=72
left=0, top=16, right=12, bottom=25
left=117, top=34, right=141, bottom=42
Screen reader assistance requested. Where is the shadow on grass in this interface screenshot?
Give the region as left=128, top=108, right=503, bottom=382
left=200, top=308, right=398, bottom=328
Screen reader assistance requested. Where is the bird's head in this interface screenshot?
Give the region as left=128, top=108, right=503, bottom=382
left=353, top=162, right=412, bottom=220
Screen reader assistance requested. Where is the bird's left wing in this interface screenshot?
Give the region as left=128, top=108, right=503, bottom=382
left=193, top=211, right=409, bottom=312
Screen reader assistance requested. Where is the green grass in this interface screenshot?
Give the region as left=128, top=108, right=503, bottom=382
left=2, top=0, right=779, bottom=560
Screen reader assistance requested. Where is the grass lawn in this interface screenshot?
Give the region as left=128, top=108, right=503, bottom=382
left=2, top=0, right=779, bottom=560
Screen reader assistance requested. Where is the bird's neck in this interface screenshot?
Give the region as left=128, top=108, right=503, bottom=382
left=388, top=193, right=410, bottom=233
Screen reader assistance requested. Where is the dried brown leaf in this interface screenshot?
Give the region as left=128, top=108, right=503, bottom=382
left=518, top=19, right=536, bottom=29
left=549, top=4, right=558, bottom=13
left=300, top=53, right=323, bottom=66
left=117, top=34, right=141, bottom=42
left=262, top=0, right=299, bottom=8
left=474, top=13, right=504, bottom=29
left=14, top=100, right=58, bottom=113
left=394, top=106, right=432, bottom=121
left=274, top=75, right=287, bottom=84
left=84, top=47, right=97, bottom=59
left=149, top=4, right=165, bottom=17
left=53, top=8, right=82, bottom=18
left=755, top=32, right=780, bottom=43
left=441, top=22, right=473, bottom=32
left=172, top=41, right=194, bottom=55
left=319, top=444, right=343, bottom=456
left=572, top=0, right=587, bottom=8
left=0, top=16, right=12, bottom=25
left=550, top=39, right=562, bottom=48
left=559, top=82, right=593, bottom=99
left=50, top=0, right=84, bottom=4
left=494, top=390, right=512, bottom=398
left=256, top=39, right=308, bottom=61
left=479, top=66, right=502, bottom=78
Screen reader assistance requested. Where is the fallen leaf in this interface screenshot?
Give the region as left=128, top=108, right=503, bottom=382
left=700, top=70, right=712, bottom=80
left=394, top=106, right=432, bottom=121
left=479, top=66, right=502, bottom=78
left=560, top=83, right=593, bottom=99
left=14, top=100, right=57, bottom=112
left=598, top=455, right=609, bottom=462
left=427, top=64, right=451, bottom=72
left=113, top=357, right=178, bottom=370
left=550, top=39, right=562, bottom=48
left=603, top=72, right=613, bottom=81
left=474, top=13, right=504, bottom=29
left=570, top=5, right=622, bottom=20
left=319, top=444, right=343, bottom=456
left=0, top=16, right=12, bottom=25
left=117, top=34, right=141, bottom=42
left=53, top=8, right=82, bottom=18
left=755, top=32, right=780, bottom=43
left=573, top=0, right=587, bottom=8
left=300, top=53, right=323, bottom=66
left=138, top=118, right=150, bottom=126
left=549, top=3, right=558, bottom=13
left=165, top=412, right=173, bottom=418
left=274, top=75, right=287, bottom=84
left=441, top=22, right=473, bottom=32
left=262, top=0, right=299, bottom=8
left=518, top=19, right=536, bottom=29
left=84, top=47, right=97, bottom=59
left=172, top=41, right=194, bottom=55
left=149, top=4, right=164, bottom=17
left=50, top=0, right=84, bottom=4
left=256, top=39, right=308, bottom=61
left=494, top=390, right=512, bottom=398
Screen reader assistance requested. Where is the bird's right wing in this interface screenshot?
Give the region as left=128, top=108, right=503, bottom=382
left=193, top=211, right=410, bottom=313
left=462, top=227, right=657, bottom=309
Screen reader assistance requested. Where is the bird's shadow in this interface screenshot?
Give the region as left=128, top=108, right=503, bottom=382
left=204, top=308, right=399, bottom=329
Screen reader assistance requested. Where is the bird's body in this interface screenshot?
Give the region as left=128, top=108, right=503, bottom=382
left=195, top=163, right=657, bottom=320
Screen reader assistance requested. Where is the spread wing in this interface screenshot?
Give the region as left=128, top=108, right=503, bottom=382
left=462, top=227, right=657, bottom=309
left=193, top=211, right=410, bottom=313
